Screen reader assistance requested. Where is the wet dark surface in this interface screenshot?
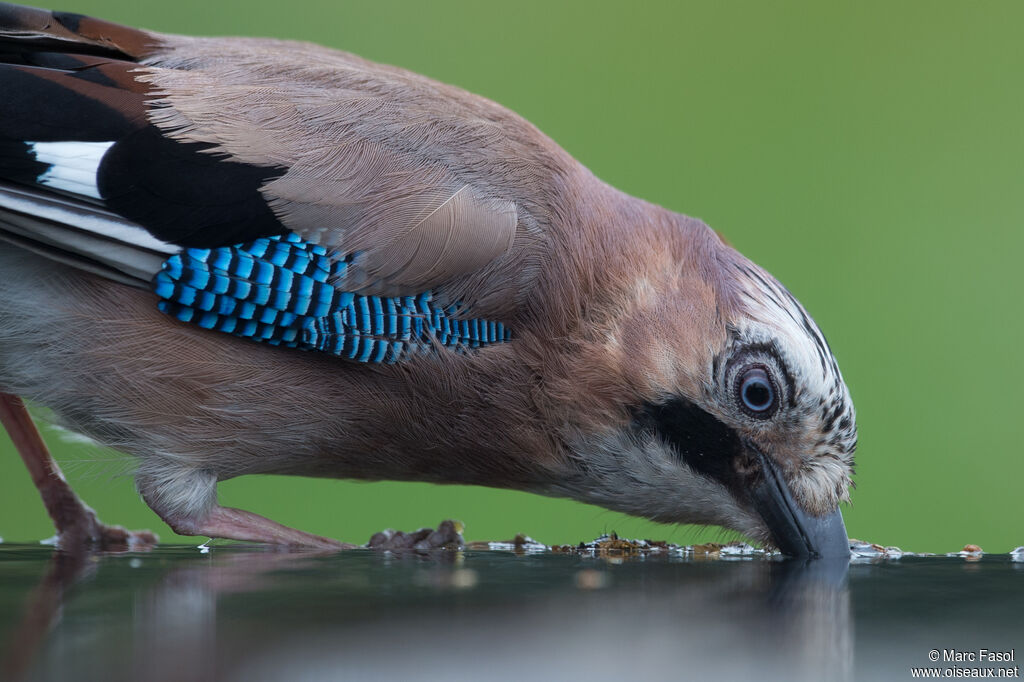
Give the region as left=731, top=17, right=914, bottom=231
left=0, top=544, right=1020, bottom=682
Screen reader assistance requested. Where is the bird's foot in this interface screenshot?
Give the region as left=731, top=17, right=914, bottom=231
left=56, top=506, right=158, bottom=551
left=366, top=519, right=465, bottom=551
left=0, top=392, right=156, bottom=552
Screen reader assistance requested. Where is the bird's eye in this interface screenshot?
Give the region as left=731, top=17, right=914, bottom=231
left=736, top=366, right=778, bottom=418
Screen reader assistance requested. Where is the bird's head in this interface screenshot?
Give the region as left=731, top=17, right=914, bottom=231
left=549, top=213, right=856, bottom=557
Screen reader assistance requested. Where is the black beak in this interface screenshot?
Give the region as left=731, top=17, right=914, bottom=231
left=746, top=441, right=850, bottom=559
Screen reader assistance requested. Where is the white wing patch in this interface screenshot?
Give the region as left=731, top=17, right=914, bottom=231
left=29, top=141, right=114, bottom=200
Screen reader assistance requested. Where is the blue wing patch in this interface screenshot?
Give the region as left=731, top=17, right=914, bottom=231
left=152, top=233, right=511, bottom=363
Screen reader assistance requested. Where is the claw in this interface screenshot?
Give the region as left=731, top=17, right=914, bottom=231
left=366, top=520, right=465, bottom=551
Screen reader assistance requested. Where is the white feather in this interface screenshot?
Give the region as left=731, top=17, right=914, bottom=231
left=30, top=141, right=115, bottom=200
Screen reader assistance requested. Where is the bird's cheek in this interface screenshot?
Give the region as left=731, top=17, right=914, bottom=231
left=746, top=427, right=807, bottom=474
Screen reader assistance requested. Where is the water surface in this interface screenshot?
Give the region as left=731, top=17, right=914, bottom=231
left=0, top=544, right=1019, bottom=681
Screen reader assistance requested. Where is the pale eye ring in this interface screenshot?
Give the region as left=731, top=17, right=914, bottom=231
left=736, top=365, right=778, bottom=418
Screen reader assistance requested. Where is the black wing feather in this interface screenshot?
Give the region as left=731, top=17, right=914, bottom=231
left=0, top=5, right=290, bottom=250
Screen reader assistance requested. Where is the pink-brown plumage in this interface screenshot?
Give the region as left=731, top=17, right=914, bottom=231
left=0, top=3, right=855, bottom=555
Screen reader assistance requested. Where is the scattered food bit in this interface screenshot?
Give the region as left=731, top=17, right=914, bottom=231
left=690, top=542, right=725, bottom=559
left=368, top=528, right=1015, bottom=564
left=947, top=544, right=984, bottom=562
left=590, top=532, right=648, bottom=557
left=849, top=539, right=885, bottom=553
left=849, top=539, right=906, bottom=561
left=719, top=542, right=760, bottom=557
left=579, top=533, right=690, bottom=558
left=379, top=525, right=778, bottom=560
left=541, top=533, right=771, bottom=561
left=475, top=533, right=548, bottom=554
left=945, top=544, right=983, bottom=559
left=574, top=569, right=610, bottom=590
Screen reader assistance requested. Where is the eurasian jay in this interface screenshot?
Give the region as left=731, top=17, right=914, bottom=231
left=0, top=3, right=855, bottom=556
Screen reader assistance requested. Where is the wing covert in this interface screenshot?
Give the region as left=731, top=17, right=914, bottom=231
left=1, top=3, right=561, bottom=335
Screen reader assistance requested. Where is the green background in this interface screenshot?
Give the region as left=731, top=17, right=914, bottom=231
left=1, top=1, right=1020, bottom=553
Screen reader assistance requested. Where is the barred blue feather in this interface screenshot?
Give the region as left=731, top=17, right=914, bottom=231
left=152, top=234, right=511, bottom=363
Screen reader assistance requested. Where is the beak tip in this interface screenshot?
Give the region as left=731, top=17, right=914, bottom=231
left=744, top=441, right=851, bottom=559
left=796, top=506, right=850, bottom=559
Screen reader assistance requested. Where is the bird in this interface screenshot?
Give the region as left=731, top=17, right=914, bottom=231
left=0, top=2, right=856, bottom=556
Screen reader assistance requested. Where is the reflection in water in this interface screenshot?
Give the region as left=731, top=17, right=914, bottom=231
left=768, top=558, right=853, bottom=682
left=0, top=546, right=854, bottom=682
left=1, top=549, right=96, bottom=682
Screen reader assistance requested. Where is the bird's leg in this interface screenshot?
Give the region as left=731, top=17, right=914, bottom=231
left=0, top=392, right=158, bottom=549
left=136, top=465, right=354, bottom=549
left=173, top=505, right=357, bottom=550
left=136, top=466, right=464, bottom=551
